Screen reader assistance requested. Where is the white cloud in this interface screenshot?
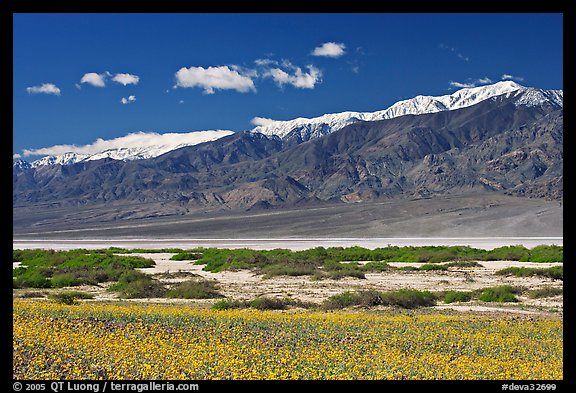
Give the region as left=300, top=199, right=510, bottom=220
left=112, top=73, right=140, bottom=86
left=22, top=130, right=235, bottom=157
left=229, top=64, right=258, bottom=78
left=351, top=66, right=360, bottom=74
left=254, top=58, right=278, bottom=66
left=13, top=153, right=22, bottom=159
left=449, top=81, right=475, bottom=88
left=264, top=65, right=322, bottom=89
left=477, top=77, right=493, bottom=84
left=457, top=53, right=470, bottom=62
left=311, top=42, right=346, bottom=58
left=440, top=43, right=470, bottom=62
left=26, top=83, right=61, bottom=95
left=174, top=65, right=256, bottom=94
left=80, top=72, right=107, bottom=87
left=449, top=77, right=496, bottom=89
left=120, top=95, right=136, bottom=104
left=179, top=100, right=184, bottom=104
left=250, top=117, right=276, bottom=126
left=502, top=74, right=525, bottom=82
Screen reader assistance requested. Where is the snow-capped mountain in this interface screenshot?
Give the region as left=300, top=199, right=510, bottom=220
left=20, top=81, right=562, bottom=168
left=251, top=81, right=563, bottom=141
left=27, top=130, right=234, bottom=167
left=12, top=159, right=32, bottom=170
left=30, top=152, right=90, bottom=167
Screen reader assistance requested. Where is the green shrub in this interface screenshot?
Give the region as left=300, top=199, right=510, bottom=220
left=166, top=279, right=222, bottom=299
left=322, top=289, right=436, bottom=310
left=522, top=245, right=563, bottom=262
left=13, top=270, right=52, bottom=288
left=249, top=297, right=292, bottom=310
left=479, top=285, right=519, bottom=302
left=379, top=289, right=437, bottom=308
left=261, top=264, right=316, bottom=278
left=355, top=290, right=386, bottom=307
left=322, top=292, right=358, bottom=310
left=212, top=298, right=248, bottom=310
left=443, top=291, right=472, bottom=304
left=12, top=249, right=156, bottom=289
left=398, top=266, right=419, bottom=271
left=49, top=291, right=95, bottom=305
left=170, top=252, right=203, bottom=261
left=419, top=264, right=448, bottom=271
left=527, top=287, right=563, bottom=299
left=108, top=271, right=167, bottom=298
left=212, top=296, right=310, bottom=311
left=362, top=261, right=390, bottom=271
left=483, top=245, right=529, bottom=261
left=51, top=273, right=85, bottom=288
left=496, top=266, right=563, bottom=280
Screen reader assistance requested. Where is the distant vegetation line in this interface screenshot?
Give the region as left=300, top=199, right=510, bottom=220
left=172, top=245, right=563, bottom=273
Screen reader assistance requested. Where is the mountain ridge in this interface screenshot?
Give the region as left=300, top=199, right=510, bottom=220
left=13, top=89, right=563, bottom=215
left=15, top=81, right=562, bottom=168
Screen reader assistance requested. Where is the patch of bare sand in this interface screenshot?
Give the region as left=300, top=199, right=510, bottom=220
left=126, top=253, right=562, bottom=315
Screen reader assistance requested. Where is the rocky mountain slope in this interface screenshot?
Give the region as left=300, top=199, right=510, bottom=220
left=13, top=87, right=563, bottom=214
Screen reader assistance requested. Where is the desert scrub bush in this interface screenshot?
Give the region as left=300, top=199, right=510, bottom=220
left=16, top=291, right=48, bottom=299
left=322, top=292, right=358, bottom=310
left=12, top=249, right=156, bottom=289
left=397, top=266, right=420, bottom=272
left=362, top=261, right=390, bottom=271
left=166, top=279, right=222, bottom=299
left=48, top=291, right=95, bottom=305
left=482, top=245, right=529, bottom=261
left=104, top=247, right=184, bottom=254
left=527, top=287, right=563, bottom=299
left=212, top=297, right=310, bottom=311
left=323, top=289, right=437, bottom=310
left=261, top=263, right=316, bottom=278
left=13, top=269, right=52, bottom=289
left=479, top=285, right=520, bottom=303
left=212, top=298, right=249, bottom=310
left=169, top=252, right=203, bottom=261
left=185, top=245, right=562, bottom=277
left=108, top=271, right=167, bottom=298
left=495, top=266, right=563, bottom=280
left=379, top=289, right=437, bottom=308
left=443, top=290, right=473, bottom=304
left=249, top=297, right=296, bottom=310
left=522, top=245, right=563, bottom=263
left=50, top=273, right=86, bottom=288
left=419, top=264, right=448, bottom=271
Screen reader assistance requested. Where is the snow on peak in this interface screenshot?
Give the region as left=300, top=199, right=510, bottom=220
left=13, top=159, right=32, bottom=170
left=28, top=130, right=234, bottom=167
left=31, top=152, right=89, bottom=167
left=251, top=81, right=561, bottom=141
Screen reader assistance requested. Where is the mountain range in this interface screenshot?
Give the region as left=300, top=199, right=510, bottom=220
left=13, top=81, right=563, bottom=221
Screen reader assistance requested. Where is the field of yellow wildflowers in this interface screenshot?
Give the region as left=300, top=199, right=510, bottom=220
left=13, top=299, right=562, bottom=380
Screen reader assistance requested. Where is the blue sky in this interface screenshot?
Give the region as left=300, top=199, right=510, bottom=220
left=13, top=13, right=563, bottom=159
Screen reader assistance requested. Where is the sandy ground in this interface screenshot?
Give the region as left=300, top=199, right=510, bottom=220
left=132, top=253, right=562, bottom=315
